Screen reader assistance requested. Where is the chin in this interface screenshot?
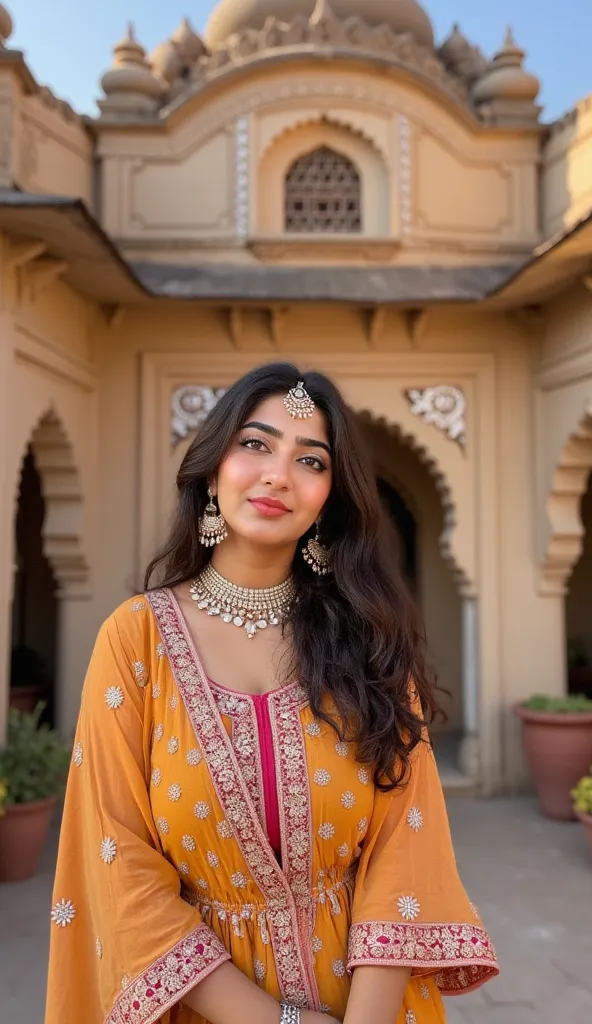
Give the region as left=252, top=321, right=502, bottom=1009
left=233, top=522, right=299, bottom=548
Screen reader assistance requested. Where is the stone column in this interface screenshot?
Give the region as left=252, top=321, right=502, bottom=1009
left=459, top=595, right=480, bottom=779
left=55, top=583, right=94, bottom=737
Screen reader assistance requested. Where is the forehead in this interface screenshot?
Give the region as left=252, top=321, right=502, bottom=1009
left=244, top=394, right=330, bottom=444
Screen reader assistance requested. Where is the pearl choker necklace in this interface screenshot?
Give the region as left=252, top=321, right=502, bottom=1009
left=189, top=563, right=296, bottom=639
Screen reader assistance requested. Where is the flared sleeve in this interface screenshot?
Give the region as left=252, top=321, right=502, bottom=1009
left=46, top=610, right=230, bottom=1024
left=347, top=720, right=499, bottom=996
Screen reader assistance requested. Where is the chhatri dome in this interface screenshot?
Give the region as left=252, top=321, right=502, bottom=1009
left=204, top=0, right=435, bottom=50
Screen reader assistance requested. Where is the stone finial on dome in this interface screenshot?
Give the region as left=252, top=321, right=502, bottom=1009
left=472, top=27, right=540, bottom=106
left=439, top=23, right=467, bottom=63
left=170, top=17, right=207, bottom=63
left=99, top=23, right=164, bottom=115
left=438, top=23, right=487, bottom=85
left=0, top=3, right=14, bottom=46
left=150, top=39, right=183, bottom=85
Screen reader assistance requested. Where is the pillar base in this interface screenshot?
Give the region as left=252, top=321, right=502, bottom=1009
left=459, top=733, right=480, bottom=781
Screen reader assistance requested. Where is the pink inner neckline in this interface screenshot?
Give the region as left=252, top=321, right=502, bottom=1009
left=207, top=676, right=282, bottom=858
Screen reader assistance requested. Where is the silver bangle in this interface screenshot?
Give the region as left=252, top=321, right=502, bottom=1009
left=280, top=1004, right=301, bottom=1024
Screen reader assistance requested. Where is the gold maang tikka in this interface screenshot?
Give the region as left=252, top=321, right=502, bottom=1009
left=283, top=381, right=315, bottom=419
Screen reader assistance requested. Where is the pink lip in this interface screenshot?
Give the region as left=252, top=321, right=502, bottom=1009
left=248, top=497, right=291, bottom=517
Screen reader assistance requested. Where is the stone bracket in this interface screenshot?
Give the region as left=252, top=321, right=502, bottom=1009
left=405, top=308, right=428, bottom=346
left=27, top=257, right=67, bottom=298
left=267, top=305, right=290, bottom=346
left=364, top=306, right=387, bottom=347
left=8, top=241, right=47, bottom=269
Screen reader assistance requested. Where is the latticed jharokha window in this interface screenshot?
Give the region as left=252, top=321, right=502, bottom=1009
left=285, top=146, right=362, bottom=233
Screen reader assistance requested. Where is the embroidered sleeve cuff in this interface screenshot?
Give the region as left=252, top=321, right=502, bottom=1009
left=347, top=921, right=499, bottom=996
left=105, top=924, right=231, bottom=1024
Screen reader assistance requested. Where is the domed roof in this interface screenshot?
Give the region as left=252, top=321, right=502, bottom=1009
left=204, top=0, right=434, bottom=50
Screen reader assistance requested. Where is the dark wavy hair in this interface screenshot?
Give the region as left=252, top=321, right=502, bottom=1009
left=145, top=362, right=440, bottom=790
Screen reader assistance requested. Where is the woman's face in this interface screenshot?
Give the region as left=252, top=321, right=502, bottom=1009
left=215, top=394, right=333, bottom=549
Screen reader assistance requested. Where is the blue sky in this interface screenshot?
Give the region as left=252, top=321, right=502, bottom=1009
left=11, top=0, right=591, bottom=121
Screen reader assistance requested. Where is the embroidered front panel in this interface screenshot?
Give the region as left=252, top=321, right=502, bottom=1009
left=347, top=921, right=499, bottom=994
left=269, top=685, right=312, bottom=909
left=106, top=925, right=230, bottom=1024
left=210, top=685, right=266, bottom=831
left=147, top=589, right=315, bottom=1009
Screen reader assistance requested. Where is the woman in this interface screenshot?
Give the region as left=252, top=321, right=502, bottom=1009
left=46, top=363, right=498, bottom=1024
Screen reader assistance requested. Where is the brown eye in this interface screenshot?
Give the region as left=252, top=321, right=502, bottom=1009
left=240, top=437, right=267, bottom=451
left=299, top=455, right=327, bottom=472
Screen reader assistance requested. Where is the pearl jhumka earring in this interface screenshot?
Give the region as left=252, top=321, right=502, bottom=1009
left=197, top=487, right=228, bottom=547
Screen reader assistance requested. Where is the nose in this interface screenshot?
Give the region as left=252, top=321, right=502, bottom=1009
left=261, top=451, right=291, bottom=490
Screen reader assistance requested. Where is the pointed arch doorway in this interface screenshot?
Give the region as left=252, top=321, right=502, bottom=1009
left=11, top=446, right=59, bottom=723
left=9, top=409, right=89, bottom=733
left=357, top=414, right=474, bottom=789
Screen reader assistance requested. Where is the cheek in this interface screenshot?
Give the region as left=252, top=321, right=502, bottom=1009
left=217, top=452, right=258, bottom=500
left=295, top=472, right=333, bottom=519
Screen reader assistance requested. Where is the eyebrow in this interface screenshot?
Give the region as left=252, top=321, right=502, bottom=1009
left=242, top=421, right=332, bottom=457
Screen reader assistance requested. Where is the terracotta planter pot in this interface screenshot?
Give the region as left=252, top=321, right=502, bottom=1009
left=0, top=796, right=56, bottom=882
left=576, top=810, right=592, bottom=856
left=513, top=705, right=592, bottom=820
left=9, top=686, right=44, bottom=715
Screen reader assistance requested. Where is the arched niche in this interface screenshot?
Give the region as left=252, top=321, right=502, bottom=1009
left=257, top=118, right=389, bottom=236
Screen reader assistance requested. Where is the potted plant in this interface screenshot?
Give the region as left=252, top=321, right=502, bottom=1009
left=572, top=769, right=592, bottom=855
left=513, top=693, right=592, bottom=820
left=0, top=703, right=71, bottom=882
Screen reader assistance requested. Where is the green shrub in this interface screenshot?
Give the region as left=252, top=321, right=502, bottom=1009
left=521, top=693, right=592, bottom=714
left=572, top=770, right=592, bottom=816
left=0, top=704, right=71, bottom=810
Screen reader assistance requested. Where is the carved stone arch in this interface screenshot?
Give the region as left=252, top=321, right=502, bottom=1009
left=355, top=409, right=471, bottom=595
left=540, top=402, right=592, bottom=596
left=15, top=407, right=90, bottom=594
left=257, top=114, right=389, bottom=235
left=259, top=112, right=389, bottom=168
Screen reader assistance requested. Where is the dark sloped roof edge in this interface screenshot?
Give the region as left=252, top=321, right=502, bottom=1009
left=0, top=190, right=151, bottom=299
left=1, top=190, right=590, bottom=306
left=485, top=208, right=592, bottom=300
left=130, top=259, right=518, bottom=304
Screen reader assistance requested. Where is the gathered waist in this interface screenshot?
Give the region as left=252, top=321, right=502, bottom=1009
left=180, top=864, right=357, bottom=937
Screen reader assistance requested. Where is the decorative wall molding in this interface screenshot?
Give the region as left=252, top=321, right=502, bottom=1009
left=152, top=71, right=483, bottom=171
left=171, top=384, right=227, bottom=446
left=406, top=385, right=466, bottom=448
left=398, top=115, right=412, bottom=235
left=235, top=115, right=250, bottom=241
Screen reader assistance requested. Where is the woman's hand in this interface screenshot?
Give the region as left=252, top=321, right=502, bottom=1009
left=301, top=1013, right=341, bottom=1024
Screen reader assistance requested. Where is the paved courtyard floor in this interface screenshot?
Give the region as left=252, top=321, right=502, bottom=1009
left=1, top=796, right=591, bottom=1023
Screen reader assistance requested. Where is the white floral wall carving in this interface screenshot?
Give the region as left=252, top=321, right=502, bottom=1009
left=171, top=385, right=227, bottom=446
left=405, top=385, right=466, bottom=448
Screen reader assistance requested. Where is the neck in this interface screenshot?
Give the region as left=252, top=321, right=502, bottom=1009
left=210, top=536, right=295, bottom=589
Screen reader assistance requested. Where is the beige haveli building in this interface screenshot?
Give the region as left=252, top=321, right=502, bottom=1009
left=1, top=0, right=592, bottom=794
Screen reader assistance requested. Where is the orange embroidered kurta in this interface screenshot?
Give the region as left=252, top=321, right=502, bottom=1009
left=46, top=590, right=499, bottom=1024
